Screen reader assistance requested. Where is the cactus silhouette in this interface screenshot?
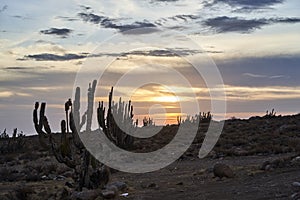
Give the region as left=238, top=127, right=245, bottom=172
left=33, top=80, right=113, bottom=191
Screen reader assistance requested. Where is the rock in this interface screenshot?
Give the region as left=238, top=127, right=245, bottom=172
left=71, top=189, right=100, bottom=200
left=101, top=190, right=116, bottom=199
left=41, top=175, right=50, bottom=180
left=291, top=156, right=300, bottom=166
left=291, top=192, right=300, bottom=200
left=261, top=161, right=270, bottom=170
left=48, top=174, right=56, bottom=180
left=213, top=163, right=234, bottom=179
left=264, top=164, right=273, bottom=171
left=54, top=175, right=66, bottom=181
left=292, top=182, right=300, bottom=187
left=106, top=181, right=127, bottom=192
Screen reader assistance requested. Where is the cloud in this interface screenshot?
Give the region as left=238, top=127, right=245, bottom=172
left=216, top=55, right=300, bottom=87
left=204, top=16, right=300, bottom=33
left=55, top=16, right=78, bottom=22
left=151, top=0, right=179, bottom=2
left=124, top=49, right=200, bottom=57
left=40, top=28, right=73, bottom=38
left=24, top=53, right=87, bottom=61
left=0, top=5, right=8, bottom=13
left=78, top=12, right=158, bottom=34
left=206, top=0, right=285, bottom=12
left=204, top=16, right=268, bottom=33
left=222, top=85, right=300, bottom=101
left=79, top=5, right=91, bottom=10
left=168, top=14, right=200, bottom=22
left=4, top=66, right=50, bottom=70
left=21, top=48, right=211, bottom=62
left=122, top=48, right=222, bottom=57
left=155, top=14, right=201, bottom=28
left=242, top=73, right=267, bottom=78
left=243, top=73, right=289, bottom=79
left=271, top=17, right=300, bottom=23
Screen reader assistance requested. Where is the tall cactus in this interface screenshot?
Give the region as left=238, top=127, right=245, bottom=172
left=86, top=80, right=97, bottom=132
left=97, top=87, right=135, bottom=149
left=33, top=80, right=109, bottom=191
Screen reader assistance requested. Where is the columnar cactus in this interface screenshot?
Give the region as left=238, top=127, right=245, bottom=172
left=33, top=80, right=110, bottom=191
left=178, top=111, right=212, bottom=126
left=97, top=87, right=135, bottom=149
left=0, top=128, right=25, bottom=154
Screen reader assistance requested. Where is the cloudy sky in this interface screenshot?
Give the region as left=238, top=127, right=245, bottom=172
left=0, top=0, right=300, bottom=134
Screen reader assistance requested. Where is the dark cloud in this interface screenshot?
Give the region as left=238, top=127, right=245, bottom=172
left=272, top=17, right=300, bottom=23
left=55, top=16, right=78, bottom=22
left=207, top=0, right=285, bottom=12
left=21, top=48, right=223, bottom=62
left=150, top=0, right=179, bottom=2
left=217, top=0, right=284, bottom=7
left=79, top=5, right=91, bottom=10
left=155, top=14, right=200, bottom=27
left=78, top=12, right=158, bottom=34
left=4, top=66, right=50, bottom=70
left=122, top=48, right=222, bottom=57
left=11, top=15, right=31, bottom=20
left=168, top=14, right=200, bottom=21
left=40, top=28, right=73, bottom=38
left=205, top=16, right=268, bottom=33
left=24, top=53, right=87, bottom=61
left=204, top=16, right=300, bottom=33
left=12, top=15, right=22, bottom=18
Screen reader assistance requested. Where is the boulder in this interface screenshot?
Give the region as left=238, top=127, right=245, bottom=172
left=213, top=163, right=234, bottom=179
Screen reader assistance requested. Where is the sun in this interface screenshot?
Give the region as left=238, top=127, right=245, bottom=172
left=152, top=95, right=178, bottom=103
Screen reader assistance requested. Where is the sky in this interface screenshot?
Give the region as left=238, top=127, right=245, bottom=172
left=0, top=0, right=300, bottom=134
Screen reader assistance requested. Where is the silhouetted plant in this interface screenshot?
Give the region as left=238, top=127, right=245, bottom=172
left=33, top=80, right=110, bottom=191
left=178, top=111, right=212, bottom=126
left=142, top=116, right=154, bottom=127
left=0, top=129, right=9, bottom=139
left=0, top=128, right=25, bottom=154
left=97, top=87, right=136, bottom=149
left=264, top=108, right=277, bottom=118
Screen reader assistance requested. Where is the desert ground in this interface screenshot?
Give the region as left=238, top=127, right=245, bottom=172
left=0, top=114, right=300, bottom=200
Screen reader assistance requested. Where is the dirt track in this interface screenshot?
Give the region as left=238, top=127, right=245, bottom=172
left=112, top=154, right=300, bottom=200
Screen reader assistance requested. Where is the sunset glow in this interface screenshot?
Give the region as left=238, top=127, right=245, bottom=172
left=0, top=0, right=300, bottom=133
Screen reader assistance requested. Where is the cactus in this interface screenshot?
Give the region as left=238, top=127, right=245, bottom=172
left=177, top=116, right=182, bottom=125
left=0, top=128, right=25, bottom=154
left=97, top=87, right=135, bottom=149
left=142, top=116, right=154, bottom=127
left=177, top=111, right=212, bottom=127
left=265, top=108, right=277, bottom=118
left=33, top=80, right=110, bottom=191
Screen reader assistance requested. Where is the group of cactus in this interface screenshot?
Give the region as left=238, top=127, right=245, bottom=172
left=97, top=86, right=135, bottom=149
left=177, top=111, right=212, bottom=125
left=0, top=128, right=25, bottom=154
left=33, top=80, right=136, bottom=191
left=264, top=109, right=277, bottom=118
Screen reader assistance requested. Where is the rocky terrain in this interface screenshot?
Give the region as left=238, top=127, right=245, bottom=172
left=0, top=113, right=300, bottom=200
